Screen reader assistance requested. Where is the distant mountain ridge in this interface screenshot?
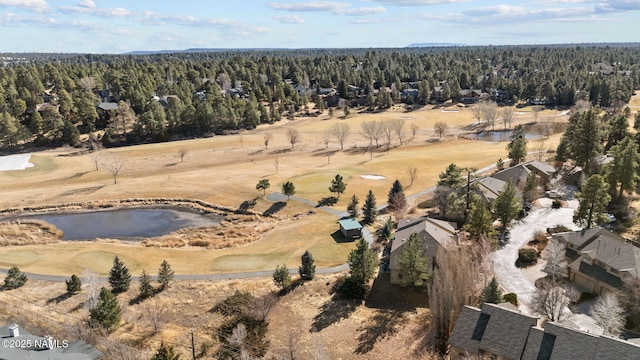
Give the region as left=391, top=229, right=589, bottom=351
left=406, top=43, right=466, bottom=48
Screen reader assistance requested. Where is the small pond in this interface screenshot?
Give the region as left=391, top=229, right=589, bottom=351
left=467, top=123, right=566, bottom=142
left=21, top=208, right=224, bottom=240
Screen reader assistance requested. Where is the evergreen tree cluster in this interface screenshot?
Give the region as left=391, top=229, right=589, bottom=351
left=1, top=45, right=638, bottom=149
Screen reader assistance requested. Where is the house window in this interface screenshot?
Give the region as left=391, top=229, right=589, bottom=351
left=610, top=268, right=619, bottom=275
left=595, top=260, right=607, bottom=269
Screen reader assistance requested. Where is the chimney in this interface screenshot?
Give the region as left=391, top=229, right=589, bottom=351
left=8, top=323, right=19, bottom=337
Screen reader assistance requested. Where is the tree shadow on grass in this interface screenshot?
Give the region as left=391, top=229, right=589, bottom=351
left=354, top=309, right=408, bottom=354
left=316, top=196, right=338, bottom=207
left=263, top=201, right=287, bottom=216
left=311, top=296, right=359, bottom=332
left=46, top=292, right=73, bottom=305
left=238, top=197, right=258, bottom=213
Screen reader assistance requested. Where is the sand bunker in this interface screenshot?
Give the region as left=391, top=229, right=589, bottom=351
left=0, top=154, right=34, bottom=171
left=361, top=174, right=386, bottom=180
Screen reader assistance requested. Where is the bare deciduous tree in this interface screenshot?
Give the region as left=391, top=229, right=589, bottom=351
left=592, top=292, right=625, bottom=338
left=388, top=191, right=407, bottom=221
left=542, top=239, right=568, bottom=283
left=90, top=141, right=103, bottom=171
left=287, top=128, right=300, bottom=148
left=532, top=105, right=543, bottom=122
left=264, top=133, right=273, bottom=149
left=140, top=298, right=170, bottom=333
left=500, top=107, right=516, bottom=130
left=410, top=123, right=419, bottom=140
left=178, top=148, right=187, bottom=163
left=382, top=121, right=394, bottom=150
left=77, top=76, right=96, bottom=93
left=81, top=269, right=102, bottom=310
left=390, top=118, right=405, bottom=145
left=573, top=99, right=591, bottom=114
left=407, top=167, right=418, bottom=187
left=429, top=238, right=487, bottom=354
left=328, top=123, right=350, bottom=150
left=484, top=101, right=499, bottom=131
left=434, top=121, right=448, bottom=139
left=530, top=281, right=579, bottom=322
left=102, top=152, right=125, bottom=184
left=274, top=157, right=279, bottom=174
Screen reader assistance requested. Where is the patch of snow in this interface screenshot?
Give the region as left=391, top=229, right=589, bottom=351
left=440, top=109, right=459, bottom=113
left=0, top=154, right=33, bottom=171
left=361, top=174, right=386, bottom=180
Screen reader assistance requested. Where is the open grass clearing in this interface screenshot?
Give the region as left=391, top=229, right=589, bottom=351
left=0, top=105, right=567, bottom=275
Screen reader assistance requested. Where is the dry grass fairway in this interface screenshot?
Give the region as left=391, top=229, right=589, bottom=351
left=0, top=105, right=567, bottom=275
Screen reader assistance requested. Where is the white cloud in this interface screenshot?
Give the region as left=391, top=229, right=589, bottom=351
left=78, top=0, right=95, bottom=8
left=371, top=0, right=466, bottom=5
left=269, top=1, right=385, bottom=16
left=0, top=0, right=49, bottom=12
left=273, top=14, right=305, bottom=23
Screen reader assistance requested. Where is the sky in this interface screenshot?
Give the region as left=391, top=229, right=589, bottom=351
left=0, top=0, right=638, bottom=53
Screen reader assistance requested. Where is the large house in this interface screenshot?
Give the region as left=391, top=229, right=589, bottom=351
left=553, top=228, right=640, bottom=294
left=450, top=303, right=640, bottom=359
left=389, top=217, right=458, bottom=285
left=492, top=160, right=557, bottom=188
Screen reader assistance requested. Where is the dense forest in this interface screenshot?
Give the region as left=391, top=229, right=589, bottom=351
left=0, top=45, right=639, bottom=149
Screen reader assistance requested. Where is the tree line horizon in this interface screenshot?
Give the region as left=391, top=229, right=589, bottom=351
left=0, top=45, right=638, bottom=149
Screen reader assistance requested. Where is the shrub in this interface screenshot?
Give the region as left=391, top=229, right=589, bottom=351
left=66, top=274, right=82, bottom=294
left=547, top=224, right=571, bottom=234
left=518, top=248, right=539, bottom=265
left=503, top=293, right=519, bottom=307
left=3, top=266, right=27, bottom=290
left=211, top=290, right=253, bottom=317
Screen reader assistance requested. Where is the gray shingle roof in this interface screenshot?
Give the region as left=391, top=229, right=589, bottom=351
left=390, top=217, right=457, bottom=271
left=0, top=324, right=102, bottom=360
left=450, top=304, right=640, bottom=360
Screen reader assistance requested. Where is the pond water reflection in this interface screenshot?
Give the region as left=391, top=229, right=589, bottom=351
left=24, top=208, right=223, bottom=240
left=467, top=123, right=566, bottom=142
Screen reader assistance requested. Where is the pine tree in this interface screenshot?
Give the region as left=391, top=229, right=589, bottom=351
left=347, top=238, right=377, bottom=285
left=152, top=342, right=181, bottom=360
left=273, top=264, right=291, bottom=290
left=507, top=125, right=527, bottom=165
left=66, top=274, right=82, bottom=294
left=256, top=179, right=270, bottom=196
left=397, top=233, right=428, bottom=287
left=157, top=260, right=174, bottom=291
left=464, top=198, right=495, bottom=241
left=329, top=174, right=347, bottom=198
left=493, top=180, right=521, bottom=229
left=574, top=174, right=611, bottom=229
left=282, top=181, right=296, bottom=200
left=108, top=255, right=132, bottom=294
left=151, top=342, right=181, bottom=360
left=347, top=194, right=359, bottom=218
left=89, top=287, right=122, bottom=332
left=139, top=270, right=154, bottom=299
left=2, top=266, right=27, bottom=290
left=361, top=190, right=377, bottom=225
left=299, top=250, right=316, bottom=281
left=387, top=179, right=407, bottom=220
left=479, top=278, right=503, bottom=305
